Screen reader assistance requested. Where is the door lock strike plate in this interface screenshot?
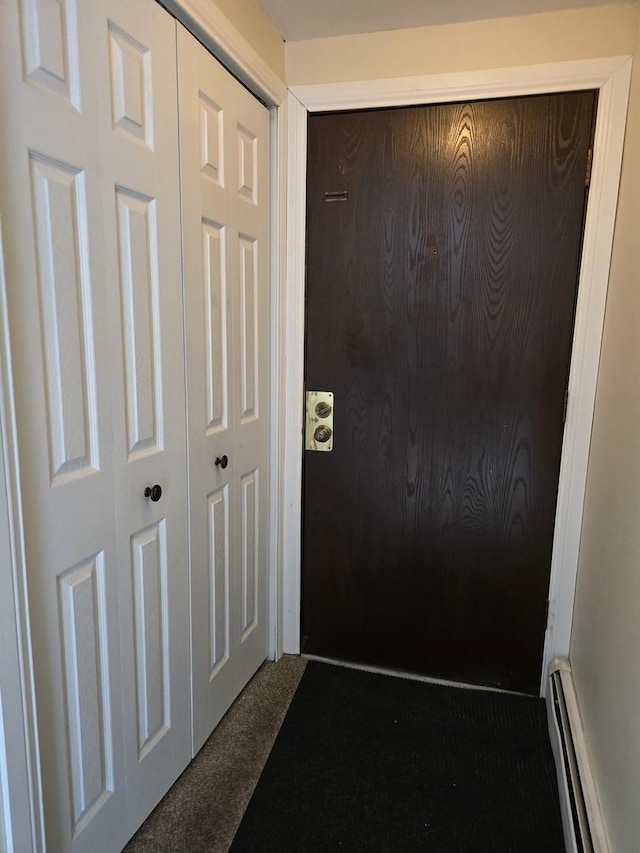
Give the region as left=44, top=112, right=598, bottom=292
left=306, top=391, right=334, bottom=452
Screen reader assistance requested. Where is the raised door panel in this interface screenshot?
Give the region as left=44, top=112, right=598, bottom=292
left=240, top=469, right=258, bottom=641
left=207, top=485, right=230, bottom=676
left=200, top=93, right=224, bottom=187
left=237, top=126, right=257, bottom=205
left=57, top=553, right=114, bottom=832
left=108, top=22, right=153, bottom=149
left=203, top=219, right=229, bottom=434
left=29, top=154, right=99, bottom=484
left=130, top=522, right=169, bottom=758
left=115, top=187, right=162, bottom=458
left=19, top=0, right=81, bottom=107
left=238, top=235, right=258, bottom=424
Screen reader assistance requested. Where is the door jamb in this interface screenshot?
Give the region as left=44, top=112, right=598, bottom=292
left=282, top=56, right=633, bottom=696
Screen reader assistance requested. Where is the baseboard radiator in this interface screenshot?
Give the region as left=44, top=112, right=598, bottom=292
left=547, top=658, right=609, bottom=853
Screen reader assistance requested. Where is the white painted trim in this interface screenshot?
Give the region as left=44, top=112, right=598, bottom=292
left=161, top=0, right=286, bottom=105
left=282, top=57, right=633, bottom=694
left=281, top=91, right=308, bottom=655
left=0, top=216, right=45, bottom=850
left=544, top=58, right=632, bottom=693
left=268, top=98, right=289, bottom=659
left=547, top=657, right=611, bottom=852
left=289, top=56, right=630, bottom=111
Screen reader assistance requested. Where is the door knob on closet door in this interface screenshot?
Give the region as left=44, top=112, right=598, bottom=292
left=215, top=455, right=228, bottom=469
left=144, top=484, right=163, bottom=502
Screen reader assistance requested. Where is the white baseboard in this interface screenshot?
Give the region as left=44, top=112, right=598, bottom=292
left=547, top=657, right=610, bottom=853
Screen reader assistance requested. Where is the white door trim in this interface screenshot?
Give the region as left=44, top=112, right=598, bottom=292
left=282, top=56, right=633, bottom=695
left=0, top=214, right=45, bottom=850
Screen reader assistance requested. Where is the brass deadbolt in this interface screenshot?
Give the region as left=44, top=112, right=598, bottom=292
left=314, top=425, right=332, bottom=443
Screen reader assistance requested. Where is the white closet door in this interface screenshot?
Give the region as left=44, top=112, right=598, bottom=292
left=0, top=1, right=190, bottom=850
left=177, top=25, right=271, bottom=751
left=98, top=1, right=191, bottom=827
left=0, top=1, right=126, bottom=848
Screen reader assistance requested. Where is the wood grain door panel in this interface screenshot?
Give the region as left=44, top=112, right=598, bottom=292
left=302, top=93, right=596, bottom=695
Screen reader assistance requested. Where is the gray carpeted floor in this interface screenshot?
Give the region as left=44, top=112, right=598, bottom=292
left=124, top=654, right=307, bottom=853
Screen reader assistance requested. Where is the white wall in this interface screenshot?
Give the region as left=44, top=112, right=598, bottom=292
left=213, top=0, right=284, bottom=78
left=570, top=6, right=640, bottom=853
left=286, top=3, right=637, bottom=83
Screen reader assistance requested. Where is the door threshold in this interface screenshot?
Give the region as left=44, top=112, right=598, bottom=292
left=302, top=654, right=531, bottom=697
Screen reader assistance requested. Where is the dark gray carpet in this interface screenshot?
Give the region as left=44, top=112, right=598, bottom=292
left=124, top=655, right=306, bottom=852
left=230, top=660, right=565, bottom=852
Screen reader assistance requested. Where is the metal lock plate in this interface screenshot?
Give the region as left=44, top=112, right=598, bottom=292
left=305, top=391, right=334, bottom=452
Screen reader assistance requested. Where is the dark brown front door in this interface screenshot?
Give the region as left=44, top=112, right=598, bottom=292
left=301, top=92, right=596, bottom=695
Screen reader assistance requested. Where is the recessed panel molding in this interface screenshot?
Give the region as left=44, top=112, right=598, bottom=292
left=208, top=486, right=229, bottom=676
left=199, top=92, right=224, bottom=186
left=131, top=521, right=169, bottom=758
left=237, top=125, right=257, bottom=204
left=239, top=235, right=258, bottom=423
left=202, top=219, right=228, bottom=434
left=108, top=22, right=153, bottom=148
left=30, top=153, right=99, bottom=484
left=115, top=186, right=163, bottom=459
left=57, top=552, right=113, bottom=827
left=19, top=0, right=81, bottom=108
left=240, top=469, right=258, bottom=640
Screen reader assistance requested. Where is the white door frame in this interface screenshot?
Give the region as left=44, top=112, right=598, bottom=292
left=281, top=56, right=633, bottom=696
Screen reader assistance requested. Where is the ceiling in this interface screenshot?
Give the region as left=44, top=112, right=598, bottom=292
left=257, top=0, right=633, bottom=41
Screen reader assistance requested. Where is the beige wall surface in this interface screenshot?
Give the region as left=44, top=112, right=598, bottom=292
left=286, top=4, right=636, bottom=84
left=570, top=7, right=640, bottom=853
left=213, top=0, right=284, bottom=79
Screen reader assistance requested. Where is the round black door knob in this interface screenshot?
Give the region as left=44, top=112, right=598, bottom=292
left=144, top=484, right=162, bottom=502
left=215, top=455, right=228, bottom=469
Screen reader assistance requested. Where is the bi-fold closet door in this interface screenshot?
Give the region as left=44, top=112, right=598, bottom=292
left=0, top=0, right=270, bottom=850
left=178, top=25, right=271, bottom=754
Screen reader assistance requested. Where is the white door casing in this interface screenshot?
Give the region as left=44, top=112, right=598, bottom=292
left=0, top=0, right=190, bottom=849
left=177, top=24, right=271, bottom=752
left=281, top=57, right=633, bottom=695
